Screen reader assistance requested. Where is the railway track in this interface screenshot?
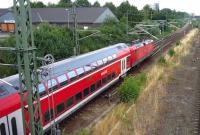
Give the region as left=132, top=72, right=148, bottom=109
left=57, top=23, right=193, bottom=135
left=192, top=34, right=200, bottom=135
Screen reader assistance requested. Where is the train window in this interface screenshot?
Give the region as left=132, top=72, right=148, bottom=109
left=103, top=58, right=108, bottom=64
left=38, top=83, right=46, bottom=96
left=91, top=62, right=98, bottom=70
left=66, top=97, right=74, bottom=108
left=96, top=80, right=102, bottom=89
left=0, top=81, right=18, bottom=98
left=97, top=60, right=103, bottom=67
left=76, top=68, right=84, bottom=77
left=57, top=74, right=68, bottom=87
left=112, top=54, right=117, bottom=60
left=123, top=44, right=128, bottom=48
left=117, top=46, right=123, bottom=50
left=127, top=56, right=130, bottom=63
left=47, top=79, right=57, bottom=91
left=83, top=87, right=90, bottom=97
left=11, top=117, right=18, bottom=135
left=107, top=74, right=112, bottom=81
left=44, top=109, right=54, bottom=123
left=76, top=92, right=82, bottom=102
left=0, top=123, right=6, bottom=135
left=67, top=71, right=77, bottom=81
left=112, top=72, right=116, bottom=79
left=84, top=66, right=92, bottom=73
left=90, top=84, right=96, bottom=93
left=102, top=77, right=107, bottom=85
left=56, top=102, right=65, bottom=114
left=107, top=56, right=113, bottom=62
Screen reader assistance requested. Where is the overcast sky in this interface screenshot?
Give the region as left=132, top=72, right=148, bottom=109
left=1, top=0, right=200, bottom=15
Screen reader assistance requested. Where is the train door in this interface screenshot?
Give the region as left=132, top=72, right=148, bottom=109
left=121, top=57, right=127, bottom=76
left=7, top=109, right=24, bottom=135
left=0, top=116, right=9, bottom=135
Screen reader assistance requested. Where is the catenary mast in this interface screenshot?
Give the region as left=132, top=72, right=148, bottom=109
left=13, top=0, right=43, bottom=134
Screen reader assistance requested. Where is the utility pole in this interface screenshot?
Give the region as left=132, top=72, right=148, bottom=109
left=126, top=11, right=129, bottom=35
left=13, top=0, right=43, bottom=135
left=72, top=5, right=79, bottom=56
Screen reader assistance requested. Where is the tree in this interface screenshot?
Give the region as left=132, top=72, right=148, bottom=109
left=160, top=8, right=174, bottom=20
left=117, top=1, right=142, bottom=27
left=117, top=1, right=131, bottom=19
left=103, top=2, right=117, bottom=15
left=74, top=0, right=91, bottom=7
left=152, top=11, right=166, bottom=20
left=47, top=2, right=58, bottom=7
left=93, top=1, right=100, bottom=7
left=33, top=23, right=74, bottom=60
left=0, top=36, right=17, bottom=78
left=57, top=0, right=72, bottom=8
left=30, top=1, right=46, bottom=8
left=142, top=5, right=152, bottom=20
left=127, top=6, right=142, bottom=26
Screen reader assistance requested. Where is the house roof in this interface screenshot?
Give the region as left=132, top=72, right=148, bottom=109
left=0, top=7, right=118, bottom=24
left=0, top=9, right=9, bottom=16
left=72, top=7, right=109, bottom=23
left=32, top=7, right=118, bottom=24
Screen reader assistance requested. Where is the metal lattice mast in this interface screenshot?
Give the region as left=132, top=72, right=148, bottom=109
left=13, top=0, right=43, bottom=135
left=72, top=5, right=79, bottom=56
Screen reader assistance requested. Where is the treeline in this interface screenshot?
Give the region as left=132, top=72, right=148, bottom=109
left=31, top=0, right=189, bottom=24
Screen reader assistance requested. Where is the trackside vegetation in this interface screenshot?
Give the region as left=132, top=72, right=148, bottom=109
left=73, top=129, right=90, bottom=135
left=168, top=48, right=176, bottom=57
left=118, top=73, right=147, bottom=103
left=158, top=56, right=167, bottom=66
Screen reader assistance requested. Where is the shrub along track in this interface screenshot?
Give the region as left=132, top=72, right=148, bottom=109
left=57, top=23, right=192, bottom=135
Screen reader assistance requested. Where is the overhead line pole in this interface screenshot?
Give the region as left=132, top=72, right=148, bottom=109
left=126, top=11, right=129, bottom=35
left=72, top=5, right=79, bottom=56
left=13, top=0, right=43, bottom=134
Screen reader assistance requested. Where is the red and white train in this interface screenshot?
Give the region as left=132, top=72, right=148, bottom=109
left=0, top=40, right=154, bottom=135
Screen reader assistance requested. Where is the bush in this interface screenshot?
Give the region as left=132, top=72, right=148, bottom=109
left=118, top=73, right=147, bottom=103
left=33, top=23, right=74, bottom=60
left=168, top=49, right=175, bottom=57
left=176, top=41, right=180, bottom=46
left=0, top=35, right=18, bottom=78
left=158, top=56, right=167, bottom=66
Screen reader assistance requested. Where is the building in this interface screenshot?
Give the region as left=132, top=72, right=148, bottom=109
left=0, top=9, right=15, bottom=32
left=32, top=7, right=118, bottom=27
left=150, top=3, right=159, bottom=11
left=0, top=7, right=119, bottom=32
left=0, top=8, right=9, bottom=16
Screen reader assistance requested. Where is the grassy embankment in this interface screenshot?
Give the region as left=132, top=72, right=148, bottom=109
left=71, top=28, right=198, bottom=135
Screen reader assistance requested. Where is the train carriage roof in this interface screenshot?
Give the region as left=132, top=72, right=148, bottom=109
left=2, top=43, right=128, bottom=89
left=0, top=79, right=18, bottom=99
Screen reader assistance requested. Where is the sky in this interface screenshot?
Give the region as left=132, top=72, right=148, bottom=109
left=0, top=0, right=200, bottom=15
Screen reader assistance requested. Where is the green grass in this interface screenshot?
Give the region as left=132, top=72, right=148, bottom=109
left=73, top=129, right=90, bottom=135
left=158, top=56, right=167, bottom=66
left=118, top=72, right=147, bottom=103
left=176, top=41, right=181, bottom=46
